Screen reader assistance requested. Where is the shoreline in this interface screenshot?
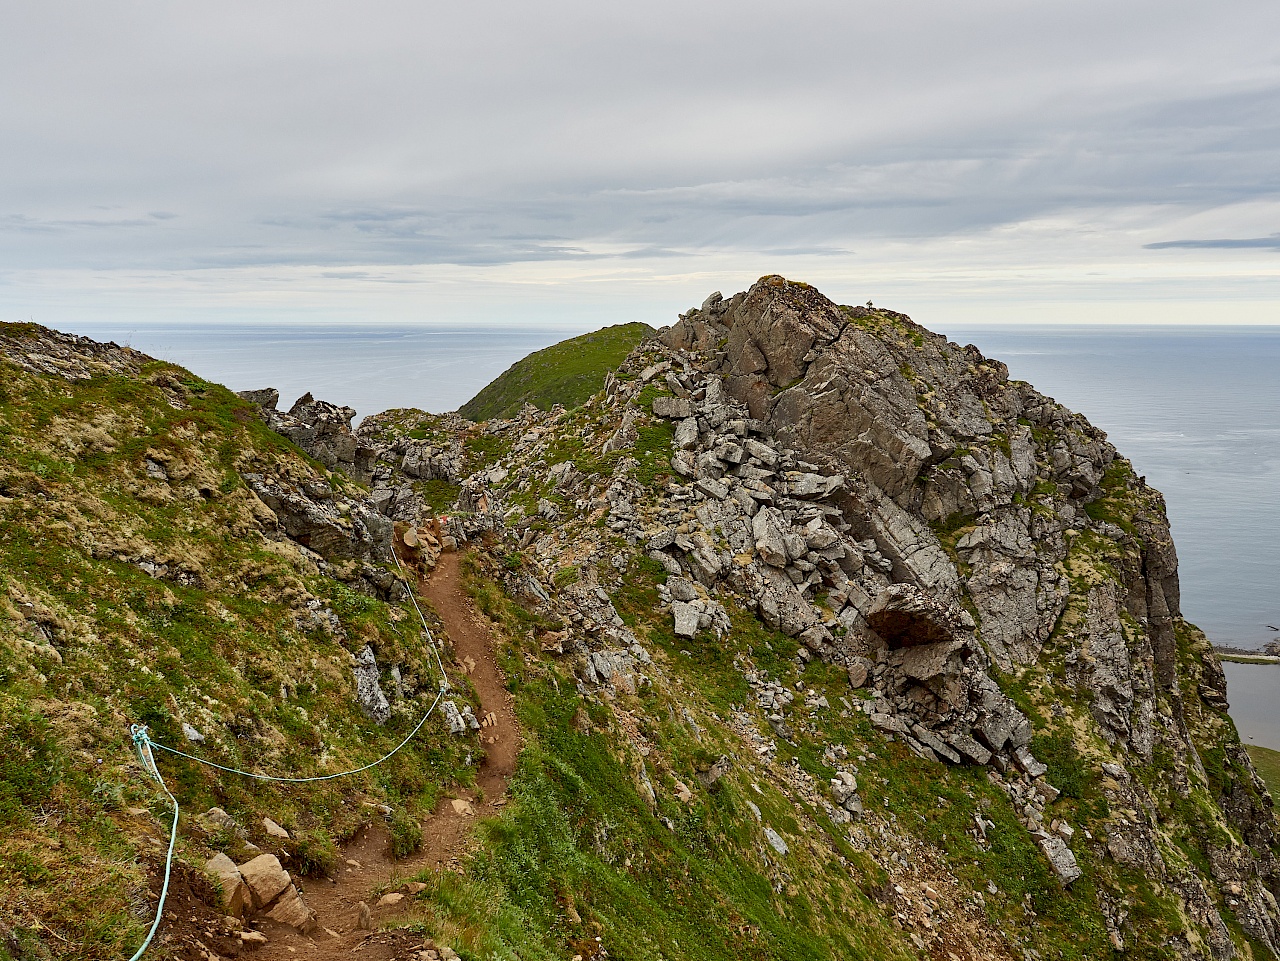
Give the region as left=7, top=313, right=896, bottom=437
left=1214, top=646, right=1280, bottom=665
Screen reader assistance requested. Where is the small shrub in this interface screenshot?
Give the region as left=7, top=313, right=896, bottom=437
left=290, top=828, right=340, bottom=877
left=389, top=807, right=423, bottom=858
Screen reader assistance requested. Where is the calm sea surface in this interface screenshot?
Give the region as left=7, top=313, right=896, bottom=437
left=67, top=321, right=1280, bottom=746
left=67, top=324, right=579, bottom=424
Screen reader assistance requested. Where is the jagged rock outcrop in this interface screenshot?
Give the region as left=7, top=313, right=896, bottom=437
left=238, top=388, right=381, bottom=485
left=638, top=276, right=1280, bottom=955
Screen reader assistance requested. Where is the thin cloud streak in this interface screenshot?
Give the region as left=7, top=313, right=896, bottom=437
left=1147, top=236, right=1280, bottom=251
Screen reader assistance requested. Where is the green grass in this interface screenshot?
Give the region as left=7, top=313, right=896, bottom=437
left=0, top=353, right=482, bottom=959
left=1246, top=745, right=1280, bottom=798
left=459, top=323, right=653, bottom=421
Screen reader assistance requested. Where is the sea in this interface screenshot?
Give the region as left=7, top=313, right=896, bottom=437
left=66, top=320, right=1280, bottom=747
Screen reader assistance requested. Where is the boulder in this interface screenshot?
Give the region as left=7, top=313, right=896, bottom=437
left=1014, top=745, right=1048, bottom=778
left=672, top=601, right=700, bottom=639
left=847, top=659, right=871, bottom=688
left=751, top=507, right=791, bottom=567
left=236, top=388, right=280, bottom=411
left=674, top=417, right=700, bottom=450
left=943, top=731, right=993, bottom=766
left=667, top=576, right=699, bottom=602
left=353, top=644, right=391, bottom=725
left=262, top=884, right=317, bottom=932
left=652, top=396, right=692, bottom=419
left=442, top=700, right=468, bottom=735
left=1037, top=835, right=1082, bottom=885
left=205, top=853, right=249, bottom=917
left=237, top=854, right=292, bottom=909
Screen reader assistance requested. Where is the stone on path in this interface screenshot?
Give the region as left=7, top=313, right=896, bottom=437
left=205, top=853, right=249, bottom=917
left=237, top=854, right=292, bottom=908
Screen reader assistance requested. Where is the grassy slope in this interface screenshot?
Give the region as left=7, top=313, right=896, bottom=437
left=1248, top=746, right=1280, bottom=799
left=0, top=330, right=477, bottom=960
left=458, top=323, right=653, bottom=422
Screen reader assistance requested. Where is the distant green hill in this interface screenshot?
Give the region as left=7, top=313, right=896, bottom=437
left=459, top=322, right=653, bottom=421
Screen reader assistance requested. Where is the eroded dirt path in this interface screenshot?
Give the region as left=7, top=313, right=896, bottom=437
left=247, top=549, right=519, bottom=961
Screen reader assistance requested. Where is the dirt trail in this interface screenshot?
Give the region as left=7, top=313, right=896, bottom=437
left=247, top=549, right=519, bottom=961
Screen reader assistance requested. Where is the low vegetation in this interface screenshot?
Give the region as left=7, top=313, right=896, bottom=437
left=0, top=347, right=477, bottom=959
left=459, top=323, right=653, bottom=421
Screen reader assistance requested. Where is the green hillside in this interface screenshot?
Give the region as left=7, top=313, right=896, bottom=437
left=1248, top=744, right=1280, bottom=799
left=0, top=325, right=476, bottom=959
left=459, top=322, right=653, bottom=421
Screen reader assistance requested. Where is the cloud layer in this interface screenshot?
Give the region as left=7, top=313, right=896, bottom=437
left=3, top=1, right=1280, bottom=327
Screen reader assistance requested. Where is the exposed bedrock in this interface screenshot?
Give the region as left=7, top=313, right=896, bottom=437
left=649, top=275, right=1280, bottom=953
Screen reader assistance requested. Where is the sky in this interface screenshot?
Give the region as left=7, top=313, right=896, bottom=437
left=4, top=1, right=1280, bottom=330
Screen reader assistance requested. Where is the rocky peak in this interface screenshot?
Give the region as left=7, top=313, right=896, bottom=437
left=638, top=276, right=1280, bottom=953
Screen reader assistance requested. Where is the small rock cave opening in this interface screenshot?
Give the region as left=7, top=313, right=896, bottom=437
left=866, top=609, right=955, bottom=648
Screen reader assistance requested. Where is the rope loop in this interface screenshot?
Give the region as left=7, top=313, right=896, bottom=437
left=122, top=537, right=456, bottom=959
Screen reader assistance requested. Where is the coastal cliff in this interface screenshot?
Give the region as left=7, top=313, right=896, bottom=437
left=1, top=279, right=1276, bottom=960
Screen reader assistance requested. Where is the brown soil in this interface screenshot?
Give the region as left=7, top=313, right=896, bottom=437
left=162, top=548, right=519, bottom=961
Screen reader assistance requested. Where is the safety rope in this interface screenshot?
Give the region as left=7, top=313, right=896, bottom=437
left=143, top=540, right=451, bottom=780
left=125, top=537, right=453, bottom=957
left=145, top=685, right=447, bottom=781
left=127, top=724, right=179, bottom=961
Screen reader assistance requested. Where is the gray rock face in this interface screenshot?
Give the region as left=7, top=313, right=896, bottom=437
left=240, top=470, right=399, bottom=600
left=864, top=584, right=968, bottom=648
left=645, top=276, right=1280, bottom=950
left=353, top=644, right=391, bottom=725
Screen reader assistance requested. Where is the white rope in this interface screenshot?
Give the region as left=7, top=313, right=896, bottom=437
left=125, top=536, right=454, bottom=957
left=126, top=725, right=180, bottom=961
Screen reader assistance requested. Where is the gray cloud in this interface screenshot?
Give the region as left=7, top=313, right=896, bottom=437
left=2, top=0, right=1280, bottom=320
left=1147, top=236, right=1280, bottom=250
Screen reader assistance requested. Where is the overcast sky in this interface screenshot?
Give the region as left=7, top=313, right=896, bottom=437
left=4, top=1, right=1280, bottom=330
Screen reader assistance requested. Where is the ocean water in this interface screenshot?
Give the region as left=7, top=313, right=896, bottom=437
left=65, top=320, right=1280, bottom=745
left=1221, top=662, right=1280, bottom=749
left=67, top=323, right=579, bottom=423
